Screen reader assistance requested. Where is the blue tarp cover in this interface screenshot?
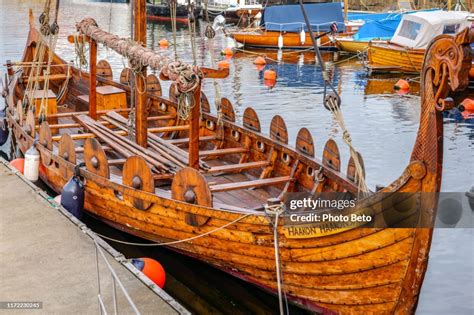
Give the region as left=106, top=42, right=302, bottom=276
left=352, top=9, right=440, bottom=41
left=262, top=3, right=345, bottom=33
left=353, top=15, right=402, bottom=41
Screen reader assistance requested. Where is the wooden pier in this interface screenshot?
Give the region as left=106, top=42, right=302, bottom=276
left=0, top=160, right=189, bottom=314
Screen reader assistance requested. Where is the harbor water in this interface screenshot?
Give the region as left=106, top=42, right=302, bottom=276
left=0, top=0, right=472, bottom=313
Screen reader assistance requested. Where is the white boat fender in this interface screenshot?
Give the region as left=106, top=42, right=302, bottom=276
left=278, top=33, right=283, bottom=50
left=300, top=29, right=306, bottom=45
left=61, top=162, right=85, bottom=219
left=24, top=140, right=40, bottom=182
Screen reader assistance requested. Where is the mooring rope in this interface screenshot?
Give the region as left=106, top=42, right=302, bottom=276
left=92, top=213, right=252, bottom=247
left=265, top=202, right=289, bottom=315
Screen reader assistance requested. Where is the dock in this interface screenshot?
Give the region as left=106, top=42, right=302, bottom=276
left=0, top=160, right=189, bottom=314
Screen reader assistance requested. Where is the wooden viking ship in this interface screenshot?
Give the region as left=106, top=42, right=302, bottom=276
left=3, top=1, right=473, bottom=313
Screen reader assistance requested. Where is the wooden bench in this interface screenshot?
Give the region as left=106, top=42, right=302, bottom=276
left=207, top=161, right=269, bottom=174
left=210, top=176, right=294, bottom=192
left=200, top=147, right=249, bottom=158
left=32, top=89, right=57, bottom=117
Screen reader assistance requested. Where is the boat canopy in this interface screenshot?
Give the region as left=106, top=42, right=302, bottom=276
left=262, top=3, right=345, bottom=33
left=391, top=11, right=471, bottom=49
left=354, top=14, right=403, bottom=41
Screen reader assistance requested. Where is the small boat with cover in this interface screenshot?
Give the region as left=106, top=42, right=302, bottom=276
left=367, top=10, right=471, bottom=73
left=3, top=0, right=473, bottom=313
left=229, top=2, right=346, bottom=50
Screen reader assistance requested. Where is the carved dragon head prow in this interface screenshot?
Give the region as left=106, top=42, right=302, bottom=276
left=422, top=27, right=472, bottom=110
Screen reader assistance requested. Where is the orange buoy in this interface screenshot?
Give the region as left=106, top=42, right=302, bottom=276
left=132, top=258, right=166, bottom=288
left=461, top=98, right=474, bottom=111
left=396, top=88, right=409, bottom=96
left=222, top=47, right=233, bottom=57
left=394, top=79, right=410, bottom=91
left=10, top=158, right=25, bottom=173
left=264, top=79, right=276, bottom=88
left=263, top=69, right=277, bottom=81
left=217, top=60, right=230, bottom=69
left=159, top=39, right=169, bottom=47
left=255, top=64, right=265, bottom=72
left=253, top=56, right=266, bottom=65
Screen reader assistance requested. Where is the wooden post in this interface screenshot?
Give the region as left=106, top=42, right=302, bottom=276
left=134, top=0, right=148, bottom=147
left=344, top=0, right=348, bottom=22
left=89, top=38, right=97, bottom=120
left=188, top=85, right=201, bottom=169
left=447, top=0, right=452, bottom=10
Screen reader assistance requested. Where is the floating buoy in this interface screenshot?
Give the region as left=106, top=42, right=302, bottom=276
left=217, top=60, right=230, bottom=69
left=0, top=117, right=8, bottom=146
left=264, top=69, right=277, bottom=81
left=264, top=79, right=276, bottom=88
left=300, top=29, right=306, bottom=45
left=222, top=47, right=233, bottom=56
left=61, top=174, right=84, bottom=219
left=394, top=79, right=410, bottom=91
left=24, top=142, right=40, bottom=182
left=461, top=98, right=474, bottom=111
left=158, top=39, right=169, bottom=47
left=255, top=64, right=265, bottom=72
left=10, top=158, right=24, bottom=173
left=132, top=258, right=166, bottom=288
left=278, top=34, right=284, bottom=50
left=253, top=56, right=266, bottom=65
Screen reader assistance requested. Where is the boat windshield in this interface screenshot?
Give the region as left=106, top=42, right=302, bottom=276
left=398, top=20, right=421, bottom=40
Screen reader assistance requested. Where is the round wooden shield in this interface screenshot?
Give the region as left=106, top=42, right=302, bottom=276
left=243, top=107, right=260, bottom=132
left=25, top=110, right=35, bottom=137
left=269, top=115, right=288, bottom=144
left=146, top=74, right=162, bottom=96
left=322, top=139, right=341, bottom=171
left=39, top=122, right=53, bottom=165
left=220, top=98, right=235, bottom=122
left=97, top=60, right=113, bottom=80
left=171, top=167, right=211, bottom=227
left=296, top=128, right=314, bottom=157
left=58, top=133, right=76, bottom=164
left=119, top=68, right=132, bottom=85
left=17, top=100, right=24, bottom=124
left=201, top=92, right=210, bottom=113
left=84, top=138, right=110, bottom=179
left=123, top=156, right=155, bottom=210
left=347, top=152, right=365, bottom=184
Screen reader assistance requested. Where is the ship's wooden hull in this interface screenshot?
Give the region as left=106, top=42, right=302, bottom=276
left=367, top=43, right=424, bottom=74
left=230, top=30, right=336, bottom=50
left=5, top=14, right=472, bottom=315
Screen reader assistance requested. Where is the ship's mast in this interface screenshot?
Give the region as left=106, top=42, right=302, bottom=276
left=133, top=0, right=148, bottom=147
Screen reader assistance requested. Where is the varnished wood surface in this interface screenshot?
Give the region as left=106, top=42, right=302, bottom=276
left=6, top=19, right=472, bottom=315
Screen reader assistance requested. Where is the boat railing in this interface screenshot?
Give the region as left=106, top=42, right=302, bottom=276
left=94, top=240, right=140, bottom=315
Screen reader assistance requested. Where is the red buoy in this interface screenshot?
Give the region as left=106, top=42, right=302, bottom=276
left=394, top=79, right=410, bottom=91
left=461, top=98, right=474, bottom=111
left=264, top=79, right=276, bottom=88
left=222, top=47, right=233, bottom=57
left=217, top=60, right=230, bottom=69
left=159, top=39, right=169, bottom=47
left=253, top=56, right=266, bottom=65
left=264, top=69, right=277, bottom=81
left=10, top=158, right=24, bottom=173
left=132, top=258, right=166, bottom=288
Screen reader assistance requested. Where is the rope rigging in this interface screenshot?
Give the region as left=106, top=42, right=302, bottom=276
left=298, top=0, right=369, bottom=195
